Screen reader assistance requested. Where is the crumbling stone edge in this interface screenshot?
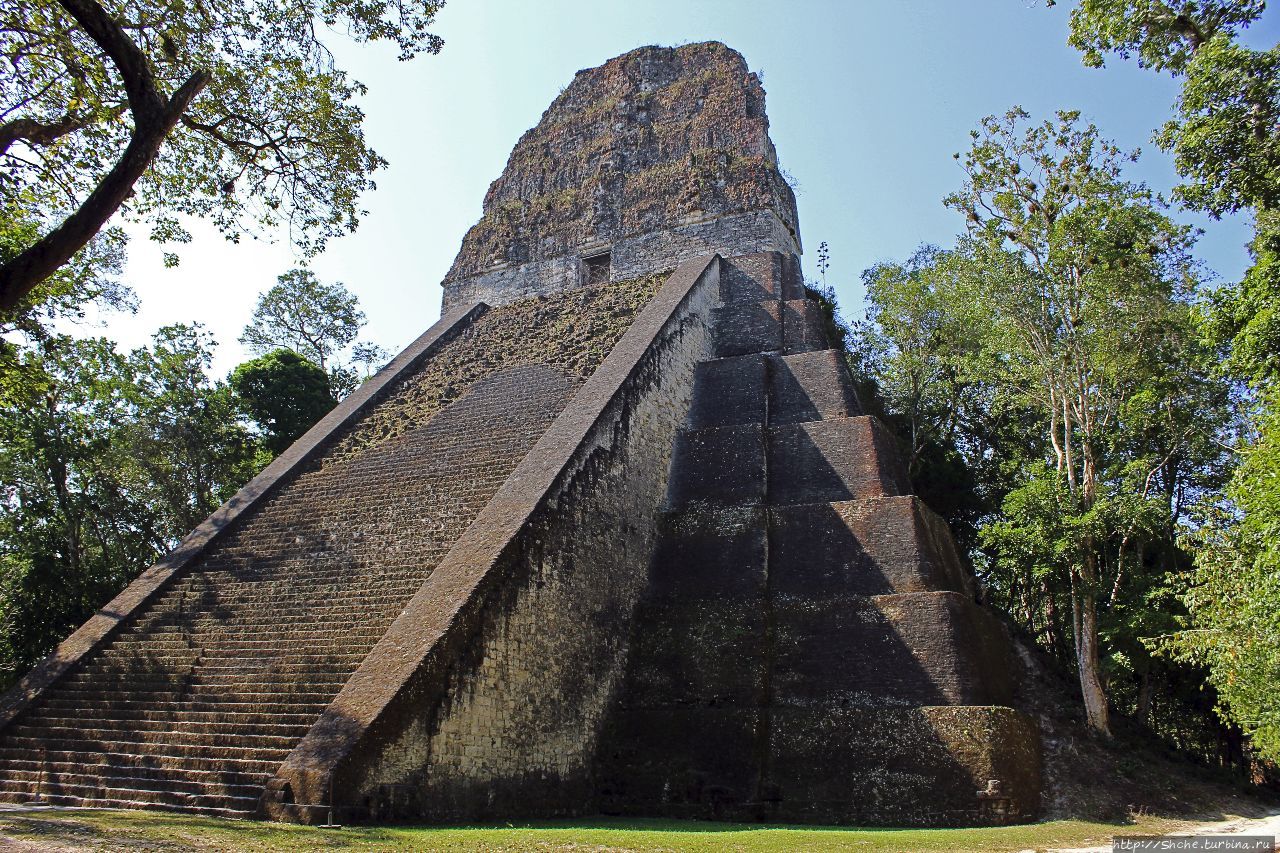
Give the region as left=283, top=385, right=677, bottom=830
left=0, top=301, right=490, bottom=732
left=261, top=254, right=722, bottom=822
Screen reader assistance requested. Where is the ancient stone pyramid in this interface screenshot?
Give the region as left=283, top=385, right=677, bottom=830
left=0, top=42, right=1040, bottom=826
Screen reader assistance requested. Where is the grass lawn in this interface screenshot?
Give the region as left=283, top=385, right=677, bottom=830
left=0, top=808, right=1195, bottom=851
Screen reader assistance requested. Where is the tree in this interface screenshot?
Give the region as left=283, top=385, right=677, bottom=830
left=1158, top=388, right=1280, bottom=764
left=1067, top=0, right=1280, bottom=763
left=1068, top=1, right=1264, bottom=73
left=241, top=269, right=363, bottom=372
left=1069, top=1, right=1277, bottom=214
left=240, top=268, right=386, bottom=398
left=939, top=108, right=1212, bottom=735
left=0, top=336, right=141, bottom=684
left=0, top=327, right=259, bottom=686
left=230, top=349, right=335, bottom=455
left=1158, top=38, right=1280, bottom=215
left=0, top=0, right=444, bottom=312
left=123, top=325, right=261, bottom=540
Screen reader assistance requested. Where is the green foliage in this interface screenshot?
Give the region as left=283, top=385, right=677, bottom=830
left=230, top=349, right=336, bottom=455
left=0, top=337, right=144, bottom=685
left=239, top=268, right=385, bottom=398
left=1065, top=0, right=1280, bottom=765
left=1068, top=0, right=1277, bottom=217
left=1157, top=390, right=1280, bottom=762
left=1205, top=210, right=1280, bottom=385
left=856, top=107, right=1236, bottom=743
left=0, top=0, right=444, bottom=261
left=0, top=215, right=132, bottom=349
left=240, top=269, right=363, bottom=370
left=122, top=325, right=262, bottom=537
left=1068, top=0, right=1264, bottom=72
left=0, top=327, right=259, bottom=686
left=1159, top=38, right=1280, bottom=215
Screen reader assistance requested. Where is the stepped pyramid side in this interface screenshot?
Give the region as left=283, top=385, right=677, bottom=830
left=0, top=41, right=1040, bottom=826
left=594, top=254, right=1041, bottom=826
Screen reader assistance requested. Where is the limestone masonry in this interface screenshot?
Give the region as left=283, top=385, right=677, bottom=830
left=0, top=41, right=1041, bottom=826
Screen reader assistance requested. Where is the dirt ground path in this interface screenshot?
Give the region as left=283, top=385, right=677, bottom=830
left=1046, top=810, right=1280, bottom=852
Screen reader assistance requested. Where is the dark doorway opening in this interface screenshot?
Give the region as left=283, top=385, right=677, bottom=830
left=583, top=251, right=611, bottom=286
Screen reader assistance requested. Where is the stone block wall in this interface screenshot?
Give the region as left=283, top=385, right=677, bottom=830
left=444, top=209, right=799, bottom=311
left=594, top=251, right=1042, bottom=826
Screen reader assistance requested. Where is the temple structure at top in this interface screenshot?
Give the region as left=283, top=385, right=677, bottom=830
left=442, top=43, right=800, bottom=308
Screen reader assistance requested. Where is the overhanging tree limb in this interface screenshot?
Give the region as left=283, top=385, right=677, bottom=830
left=0, top=0, right=209, bottom=313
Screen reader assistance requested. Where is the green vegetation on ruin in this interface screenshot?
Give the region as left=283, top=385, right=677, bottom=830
left=326, top=272, right=666, bottom=463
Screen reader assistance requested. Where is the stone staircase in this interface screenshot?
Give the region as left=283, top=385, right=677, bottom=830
left=0, top=361, right=580, bottom=816
left=595, top=252, right=1037, bottom=825
left=0, top=565, right=389, bottom=815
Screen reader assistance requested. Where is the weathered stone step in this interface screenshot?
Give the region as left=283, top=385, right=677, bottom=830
left=37, top=696, right=330, bottom=716
left=74, top=655, right=360, bottom=674
left=769, top=497, right=972, bottom=597
left=186, top=675, right=348, bottom=692
left=189, top=666, right=350, bottom=681
left=140, top=613, right=398, bottom=630
left=0, top=758, right=264, bottom=788
left=142, top=585, right=412, bottom=608
left=0, top=766, right=263, bottom=800
left=133, top=598, right=410, bottom=622
left=159, top=568, right=431, bottom=589
left=106, top=633, right=385, bottom=653
left=106, top=634, right=384, bottom=652
left=781, top=298, right=829, bottom=353
left=770, top=591, right=1014, bottom=708
left=200, top=650, right=368, bottom=665
left=0, top=744, right=283, bottom=775
left=667, top=424, right=765, bottom=508
left=148, top=564, right=431, bottom=589
left=687, top=355, right=767, bottom=429
left=720, top=252, right=804, bottom=302
left=7, top=724, right=300, bottom=751
left=79, top=652, right=368, bottom=674
left=133, top=591, right=420, bottom=620
left=768, top=349, right=860, bottom=425
left=152, top=587, right=423, bottom=605
left=29, top=709, right=315, bottom=727
left=42, top=686, right=336, bottom=705
left=712, top=300, right=782, bottom=358
left=134, top=594, right=413, bottom=621
left=767, top=416, right=910, bottom=505
left=0, top=734, right=291, bottom=764
left=15, top=715, right=312, bottom=737
left=0, top=785, right=257, bottom=818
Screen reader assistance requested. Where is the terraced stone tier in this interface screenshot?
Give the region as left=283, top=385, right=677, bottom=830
left=595, top=264, right=1040, bottom=826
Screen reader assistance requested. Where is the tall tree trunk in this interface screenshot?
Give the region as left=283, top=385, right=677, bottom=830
left=1072, top=558, right=1111, bottom=736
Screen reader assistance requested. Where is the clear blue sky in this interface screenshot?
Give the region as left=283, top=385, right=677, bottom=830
left=99, top=0, right=1280, bottom=376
